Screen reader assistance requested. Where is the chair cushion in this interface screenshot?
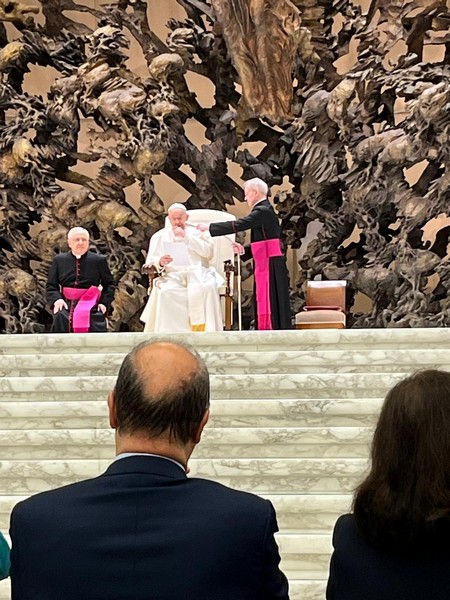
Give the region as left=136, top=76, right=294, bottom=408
left=295, top=310, right=346, bottom=324
left=304, top=305, right=342, bottom=311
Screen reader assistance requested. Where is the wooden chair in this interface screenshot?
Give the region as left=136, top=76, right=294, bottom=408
left=295, top=280, right=347, bottom=329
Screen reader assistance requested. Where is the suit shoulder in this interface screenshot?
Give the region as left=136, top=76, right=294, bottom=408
left=87, top=251, right=107, bottom=260
left=257, top=200, right=273, bottom=209
left=334, top=513, right=354, bottom=532
left=12, top=477, right=99, bottom=517
left=189, top=477, right=272, bottom=511
left=52, top=252, right=69, bottom=262
left=332, top=513, right=359, bottom=547
left=255, top=201, right=276, bottom=216
left=336, top=513, right=354, bottom=526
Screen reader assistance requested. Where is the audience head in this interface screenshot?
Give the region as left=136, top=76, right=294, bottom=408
left=167, top=203, right=188, bottom=230
left=108, top=340, right=210, bottom=459
left=244, top=178, right=268, bottom=207
left=67, top=227, right=89, bottom=257
left=354, top=369, right=450, bottom=549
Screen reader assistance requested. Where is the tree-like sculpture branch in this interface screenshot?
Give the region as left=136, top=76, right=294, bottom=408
left=1, top=0, right=450, bottom=331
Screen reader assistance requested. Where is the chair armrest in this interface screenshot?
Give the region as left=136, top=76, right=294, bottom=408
left=141, top=265, right=160, bottom=292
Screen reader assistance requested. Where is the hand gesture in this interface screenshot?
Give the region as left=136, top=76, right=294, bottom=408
left=196, top=223, right=209, bottom=232
left=98, top=304, right=107, bottom=314
left=53, top=299, right=68, bottom=314
left=173, top=226, right=186, bottom=238
left=232, top=242, right=244, bottom=256
left=159, top=255, right=173, bottom=267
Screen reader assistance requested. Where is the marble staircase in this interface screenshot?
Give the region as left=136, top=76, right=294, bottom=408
left=1, top=328, right=450, bottom=599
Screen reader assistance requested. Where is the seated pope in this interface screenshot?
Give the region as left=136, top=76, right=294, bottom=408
left=141, top=203, right=223, bottom=332
left=46, top=227, right=116, bottom=333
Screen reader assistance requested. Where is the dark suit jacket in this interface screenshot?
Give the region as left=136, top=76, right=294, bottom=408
left=327, top=513, right=450, bottom=600
left=10, top=455, right=289, bottom=600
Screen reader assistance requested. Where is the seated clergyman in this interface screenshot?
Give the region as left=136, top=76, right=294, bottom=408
left=140, top=203, right=223, bottom=332
left=46, top=227, right=115, bottom=333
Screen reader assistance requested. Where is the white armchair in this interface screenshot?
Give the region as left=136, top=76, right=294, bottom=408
left=184, top=209, right=237, bottom=330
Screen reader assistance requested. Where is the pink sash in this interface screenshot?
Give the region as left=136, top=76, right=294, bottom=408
left=63, top=286, right=101, bottom=333
left=251, top=239, right=282, bottom=330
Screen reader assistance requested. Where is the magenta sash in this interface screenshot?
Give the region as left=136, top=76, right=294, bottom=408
left=251, top=239, right=283, bottom=330
left=63, top=286, right=101, bottom=333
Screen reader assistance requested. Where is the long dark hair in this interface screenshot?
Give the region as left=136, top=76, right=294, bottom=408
left=353, top=369, right=450, bottom=550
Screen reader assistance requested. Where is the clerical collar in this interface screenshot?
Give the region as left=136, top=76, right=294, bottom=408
left=253, top=198, right=267, bottom=208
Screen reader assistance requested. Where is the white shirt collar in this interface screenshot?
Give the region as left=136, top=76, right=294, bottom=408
left=114, top=452, right=186, bottom=473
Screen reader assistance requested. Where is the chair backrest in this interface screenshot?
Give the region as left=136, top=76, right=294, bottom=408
left=165, top=209, right=236, bottom=294
left=306, top=280, right=346, bottom=310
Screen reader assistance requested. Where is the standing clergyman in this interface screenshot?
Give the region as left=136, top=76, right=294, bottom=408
left=198, top=178, right=291, bottom=330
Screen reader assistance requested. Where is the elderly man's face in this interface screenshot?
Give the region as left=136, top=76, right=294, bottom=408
left=168, top=209, right=188, bottom=229
left=68, top=231, right=89, bottom=256
left=244, top=185, right=260, bottom=208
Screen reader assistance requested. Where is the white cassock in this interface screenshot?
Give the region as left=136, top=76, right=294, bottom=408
left=141, top=227, right=224, bottom=332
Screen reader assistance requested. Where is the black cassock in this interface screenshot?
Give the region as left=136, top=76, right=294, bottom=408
left=209, top=200, right=292, bottom=330
left=46, top=251, right=115, bottom=333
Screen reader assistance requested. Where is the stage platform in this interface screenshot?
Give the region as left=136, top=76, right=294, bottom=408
left=1, top=328, right=450, bottom=599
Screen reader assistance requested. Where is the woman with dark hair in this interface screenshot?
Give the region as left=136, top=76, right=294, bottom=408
left=327, top=369, right=450, bottom=600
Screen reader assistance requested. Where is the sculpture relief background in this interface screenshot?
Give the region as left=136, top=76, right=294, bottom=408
left=0, top=0, right=449, bottom=332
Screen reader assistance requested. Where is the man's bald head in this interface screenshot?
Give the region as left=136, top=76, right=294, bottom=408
left=113, top=340, right=210, bottom=444
left=133, top=342, right=201, bottom=398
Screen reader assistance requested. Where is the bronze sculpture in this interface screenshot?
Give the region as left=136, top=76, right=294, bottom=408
left=1, top=0, right=450, bottom=331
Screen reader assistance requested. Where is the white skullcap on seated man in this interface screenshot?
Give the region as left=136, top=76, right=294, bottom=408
left=167, top=203, right=187, bottom=212
left=140, top=204, right=223, bottom=332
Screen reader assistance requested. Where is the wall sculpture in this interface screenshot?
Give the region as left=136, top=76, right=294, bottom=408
left=0, top=0, right=449, bottom=331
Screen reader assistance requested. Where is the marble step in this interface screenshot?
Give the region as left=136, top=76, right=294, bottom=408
left=0, top=494, right=352, bottom=532
left=279, top=533, right=332, bottom=574
left=2, top=328, right=445, bottom=600
left=2, top=328, right=450, bottom=354
left=0, top=372, right=407, bottom=400
left=290, top=580, right=326, bottom=600
left=0, top=398, right=383, bottom=427
left=0, top=458, right=367, bottom=494
left=1, top=348, right=448, bottom=375
left=0, top=427, right=372, bottom=459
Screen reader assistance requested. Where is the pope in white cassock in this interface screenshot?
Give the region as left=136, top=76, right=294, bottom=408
left=141, top=203, right=224, bottom=332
